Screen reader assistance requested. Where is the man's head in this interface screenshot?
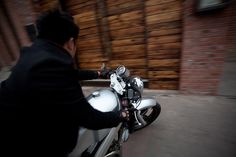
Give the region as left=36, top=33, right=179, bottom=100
left=36, top=10, right=79, bottom=57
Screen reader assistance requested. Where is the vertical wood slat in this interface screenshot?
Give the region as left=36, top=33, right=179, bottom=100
left=71, top=0, right=107, bottom=69
left=142, top=0, right=148, bottom=80
left=106, top=0, right=146, bottom=75
left=96, top=0, right=112, bottom=59
left=145, top=0, right=182, bottom=89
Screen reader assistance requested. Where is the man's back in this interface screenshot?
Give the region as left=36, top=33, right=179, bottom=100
left=0, top=39, right=82, bottom=157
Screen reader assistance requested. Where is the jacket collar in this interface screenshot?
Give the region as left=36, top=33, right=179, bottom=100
left=33, top=39, right=72, bottom=58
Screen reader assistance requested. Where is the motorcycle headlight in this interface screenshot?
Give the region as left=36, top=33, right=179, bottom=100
left=127, top=77, right=143, bottom=103
left=130, top=77, right=144, bottom=94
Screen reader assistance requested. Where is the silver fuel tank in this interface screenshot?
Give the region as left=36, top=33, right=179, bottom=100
left=87, top=89, right=121, bottom=112
left=69, top=89, right=121, bottom=157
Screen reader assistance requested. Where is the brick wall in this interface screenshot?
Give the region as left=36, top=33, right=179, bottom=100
left=4, top=0, right=32, bottom=47
left=11, top=0, right=36, bottom=25
left=180, top=0, right=232, bottom=95
left=0, top=0, right=34, bottom=69
left=0, top=3, right=20, bottom=67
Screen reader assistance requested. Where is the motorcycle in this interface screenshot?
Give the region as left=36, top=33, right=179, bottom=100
left=69, top=65, right=161, bottom=157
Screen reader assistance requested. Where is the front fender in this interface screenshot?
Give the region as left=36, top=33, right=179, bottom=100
left=134, top=97, right=157, bottom=110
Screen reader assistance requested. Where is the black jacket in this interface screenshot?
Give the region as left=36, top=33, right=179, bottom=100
left=0, top=39, right=121, bottom=157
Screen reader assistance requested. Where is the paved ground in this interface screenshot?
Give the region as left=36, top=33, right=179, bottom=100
left=122, top=93, right=236, bottom=157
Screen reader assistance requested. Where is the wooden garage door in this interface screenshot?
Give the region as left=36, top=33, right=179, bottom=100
left=105, top=0, right=147, bottom=79
left=36, top=0, right=183, bottom=90
left=146, top=0, right=182, bottom=89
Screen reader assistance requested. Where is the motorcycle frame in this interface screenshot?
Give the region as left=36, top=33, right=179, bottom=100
left=95, top=124, right=122, bottom=157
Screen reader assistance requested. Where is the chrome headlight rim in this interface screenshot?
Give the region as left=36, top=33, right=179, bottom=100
left=130, top=76, right=144, bottom=94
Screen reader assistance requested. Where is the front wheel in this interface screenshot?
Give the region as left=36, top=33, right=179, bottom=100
left=132, top=103, right=161, bottom=131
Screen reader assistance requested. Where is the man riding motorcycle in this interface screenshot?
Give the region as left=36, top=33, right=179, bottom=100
left=0, top=9, right=128, bottom=157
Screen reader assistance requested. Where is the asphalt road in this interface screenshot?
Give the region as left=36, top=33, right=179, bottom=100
left=122, top=93, right=236, bottom=157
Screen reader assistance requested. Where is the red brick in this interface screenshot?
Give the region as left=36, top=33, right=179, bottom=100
left=180, top=0, right=233, bottom=95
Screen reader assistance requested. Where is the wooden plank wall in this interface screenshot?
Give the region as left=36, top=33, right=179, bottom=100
left=34, top=0, right=183, bottom=90
left=146, top=0, right=182, bottom=89
left=106, top=0, right=147, bottom=79
left=66, top=0, right=108, bottom=70
left=33, top=0, right=59, bottom=12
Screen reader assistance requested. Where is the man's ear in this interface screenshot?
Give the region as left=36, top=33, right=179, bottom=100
left=63, top=37, right=76, bottom=57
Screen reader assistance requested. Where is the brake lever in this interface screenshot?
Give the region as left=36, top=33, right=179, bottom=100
left=134, top=110, right=142, bottom=126
left=130, top=107, right=147, bottom=126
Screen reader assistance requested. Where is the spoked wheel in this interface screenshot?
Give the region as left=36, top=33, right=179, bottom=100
left=132, top=102, right=161, bottom=131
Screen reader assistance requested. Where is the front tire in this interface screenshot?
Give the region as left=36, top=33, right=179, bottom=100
left=132, top=102, right=161, bottom=131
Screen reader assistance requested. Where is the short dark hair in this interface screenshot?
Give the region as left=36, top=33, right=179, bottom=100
left=36, top=9, right=79, bottom=45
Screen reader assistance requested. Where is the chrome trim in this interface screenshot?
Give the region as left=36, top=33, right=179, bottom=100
left=110, top=73, right=126, bottom=95
left=95, top=124, right=122, bottom=157
left=134, top=97, right=157, bottom=110
left=104, top=150, right=121, bottom=157
left=136, top=110, right=147, bottom=126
